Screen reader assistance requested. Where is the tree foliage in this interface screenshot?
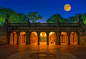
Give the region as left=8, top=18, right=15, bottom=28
left=0, top=7, right=24, bottom=26
left=27, top=12, right=43, bottom=23
left=47, top=14, right=66, bottom=23
left=0, top=7, right=43, bottom=26
left=0, top=7, right=86, bottom=26
left=82, top=13, right=86, bottom=25
left=47, top=13, right=86, bottom=25
left=70, top=14, right=86, bottom=25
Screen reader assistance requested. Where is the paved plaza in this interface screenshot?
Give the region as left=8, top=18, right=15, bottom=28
left=0, top=45, right=86, bottom=59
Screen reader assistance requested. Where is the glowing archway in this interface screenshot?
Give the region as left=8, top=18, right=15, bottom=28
left=49, top=32, right=56, bottom=45
left=19, top=31, right=26, bottom=45
left=70, top=32, right=78, bottom=45
left=60, top=32, right=68, bottom=45
left=39, top=32, right=47, bottom=45
left=30, top=31, right=38, bottom=45
left=10, top=31, right=17, bottom=45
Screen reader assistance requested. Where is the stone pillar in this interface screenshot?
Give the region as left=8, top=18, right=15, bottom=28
left=29, top=32, right=31, bottom=45
left=37, top=32, right=40, bottom=45
left=38, top=22, right=40, bottom=26
left=68, top=33, right=70, bottom=45
left=17, top=32, right=20, bottom=45
left=77, top=33, right=80, bottom=45
left=26, top=32, right=29, bottom=45
left=56, top=32, right=58, bottom=45
left=47, top=32, right=49, bottom=45
left=26, top=32, right=30, bottom=45
left=7, top=32, right=11, bottom=45
left=58, top=31, right=61, bottom=45
left=58, top=35, right=61, bottom=45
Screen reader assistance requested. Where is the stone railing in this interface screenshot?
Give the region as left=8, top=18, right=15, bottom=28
left=30, top=23, right=57, bottom=26
left=9, top=23, right=27, bottom=26
left=9, top=23, right=79, bottom=27
left=60, top=23, right=79, bottom=26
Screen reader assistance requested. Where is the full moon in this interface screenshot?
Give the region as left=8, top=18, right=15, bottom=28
left=64, top=4, right=71, bottom=11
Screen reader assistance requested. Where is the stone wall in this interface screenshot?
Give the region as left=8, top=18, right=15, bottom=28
left=0, top=31, right=7, bottom=45
left=80, top=35, right=86, bottom=45
left=0, top=25, right=7, bottom=45
left=79, top=31, right=86, bottom=45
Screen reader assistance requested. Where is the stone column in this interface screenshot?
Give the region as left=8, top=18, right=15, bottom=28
left=26, top=32, right=29, bottom=45
left=17, top=32, right=20, bottom=45
left=7, top=32, right=11, bottom=45
left=56, top=32, right=58, bottom=45
left=58, top=31, right=61, bottom=45
left=37, top=31, right=40, bottom=45
left=29, top=32, right=31, bottom=45
left=68, top=33, right=70, bottom=45
left=77, top=33, right=80, bottom=45
left=47, top=32, right=49, bottom=45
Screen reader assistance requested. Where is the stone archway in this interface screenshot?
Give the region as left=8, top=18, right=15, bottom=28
left=19, top=31, right=26, bottom=45
left=39, top=32, right=47, bottom=45
left=10, top=31, right=17, bottom=45
left=30, top=31, right=38, bottom=45
left=60, top=32, right=68, bottom=45
left=49, top=32, right=56, bottom=45
left=70, top=32, right=78, bottom=45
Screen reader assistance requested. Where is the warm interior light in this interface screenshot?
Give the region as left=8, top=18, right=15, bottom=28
left=41, top=33, right=42, bottom=36
left=45, top=33, right=46, bottom=36
left=50, top=32, right=52, bottom=34
left=61, top=32, right=67, bottom=35
left=20, top=31, right=26, bottom=35
left=44, top=33, right=46, bottom=37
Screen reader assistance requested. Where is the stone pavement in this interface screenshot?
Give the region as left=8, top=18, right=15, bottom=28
left=0, top=45, right=86, bottom=59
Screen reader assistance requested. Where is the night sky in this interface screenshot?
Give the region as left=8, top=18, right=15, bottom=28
left=0, top=0, right=86, bottom=23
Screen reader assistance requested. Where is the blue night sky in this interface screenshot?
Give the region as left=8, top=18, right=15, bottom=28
left=0, top=0, right=86, bottom=23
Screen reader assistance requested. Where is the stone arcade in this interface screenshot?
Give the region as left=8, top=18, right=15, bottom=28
left=0, top=14, right=86, bottom=45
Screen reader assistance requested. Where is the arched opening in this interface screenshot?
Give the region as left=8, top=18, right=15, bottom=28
left=70, top=32, right=78, bottom=45
left=30, top=31, right=38, bottom=45
left=39, top=32, right=47, bottom=45
left=60, top=32, right=68, bottom=45
left=19, top=31, right=26, bottom=45
left=10, top=31, right=17, bottom=45
left=49, top=32, right=56, bottom=45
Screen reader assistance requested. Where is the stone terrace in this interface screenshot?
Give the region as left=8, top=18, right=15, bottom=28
left=0, top=45, right=86, bottom=59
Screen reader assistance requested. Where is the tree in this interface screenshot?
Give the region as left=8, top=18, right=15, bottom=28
left=64, top=18, right=69, bottom=23
left=72, top=14, right=86, bottom=25
left=82, top=13, right=86, bottom=25
left=68, top=16, right=78, bottom=23
left=47, top=14, right=66, bottom=23
left=0, top=7, right=24, bottom=26
left=27, top=12, right=43, bottom=23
